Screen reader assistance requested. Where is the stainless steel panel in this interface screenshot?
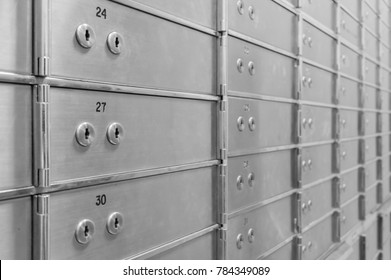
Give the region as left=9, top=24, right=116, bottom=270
left=0, top=84, right=32, bottom=191
left=364, top=59, right=379, bottom=85
left=0, top=197, right=32, bottom=260
left=364, top=112, right=378, bottom=135
left=49, top=167, right=216, bottom=259
left=339, top=78, right=360, bottom=108
left=341, top=197, right=360, bottom=237
left=228, top=37, right=295, bottom=99
left=345, top=238, right=361, bottom=260
left=261, top=241, right=293, bottom=260
left=228, top=150, right=294, bottom=213
left=380, top=21, right=390, bottom=47
left=301, top=0, right=336, bottom=31
left=302, top=21, right=336, bottom=69
left=301, top=106, right=333, bottom=143
left=363, top=85, right=378, bottom=110
left=380, top=44, right=390, bottom=68
left=50, top=88, right=216, bottom=183
left=366, top=185, right=379, bottom=214
left=229, top=97, right=294, bottom=153
left=382, top=113, right=390, bottom=133
left=227, top=195, right=294, bottom=259
left=340, top=169, right=360, bottom=205
left=365, top=137, right=378, bottom=162
left=364, top=160, right=378, bottom=190
left=379, top=90, right=389, bottom=111
left=340, top=45, right=361, bottom=78
left=365, top=221, right=379, bottom=260
left=380, top=0, right=390, bottom=24
left=302, top=144, right=333, bottom=186
left=228, top=0, right=296, bottom=53
left=364, top=30, right=379, bottom=59
left=51, top=0, right=215, bottom=94
left=112, top=0, right=216, bottom=29
left=340, top=109, right=359, bottom=139
left=148, top=232, right=217, bottom=260
left=340, top=10, right=361, bottom=46
left=340, top=140, right=360, bottom=171
left=382, top=211, right=391, bottom=244
left=302, top=64, right=335, bottom=104
left=302, top=214, right=334, bottom=260
left=383, top=238, right=391, bottom=259
left=340, top=0, right=360, bottom=19
left=0, top=0, right=32, bottom=74
left=380, top=69, right=390, bottom=91
left=302, top=180, right=333, bottom=228
left=363, top=2, right=379, bottom=34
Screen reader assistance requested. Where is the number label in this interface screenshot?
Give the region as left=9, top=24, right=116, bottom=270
left=96, top=7, right=107, bottom=19
left=96, top=194, right=107, bottom=206
left=96, top=102, right=107, bottom=113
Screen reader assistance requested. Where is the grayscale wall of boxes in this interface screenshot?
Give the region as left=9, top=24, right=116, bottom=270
left=1, top=0, right=391, bottom=260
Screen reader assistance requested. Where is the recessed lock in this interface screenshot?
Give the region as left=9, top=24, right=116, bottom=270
left=248, top=61, right=255, bottom=75
left=76, top=24, right=96, bottom=49
left=75, top=219, right=95, bottom=245
left=248, top=172, right=255, bottom=187
left=237, top=58, right=244, bottom=73
left=107, top=122, right=124, bottom=145
left=237, top=116, right=245, bottom=131
left=107, top=212, right=124, bottom=235
left=248, top=6, right=255, bottom=20
left=248, top=117, right=256, bottom=131
left=237, top=175, right=244, bottom=190
left=236, top=233, right=244, bottom=249
left=248, top=228, right=255, bottom=243
left=107, top=32, right=124, bottom=55
left=75, top=122, right=95, bottom=147
left=237, top=0, right=244, bottom=14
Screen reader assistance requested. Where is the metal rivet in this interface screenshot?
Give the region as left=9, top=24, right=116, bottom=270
left=236, top=175, right=244, bottom=190
left=76, top=24, right=96, bottom=49
left=248, top=117, right=256, bottom=131
left=75, top=122, right=95, bottom=147
left=237, top=0, right=244, bottom=15
left=237, top=58, right=244, bottom=73
left=248, top=228, right=255, bottom=243
left=237, top=116, right=245, bottom=131
left=248, top=61, right=255, bottom=75
left=248, top=6, right=255, bottom=20
left=106, top=122, right=124, bottom=145
left=236, top=233, right=244, bottom=249
left=107, top=32, right=124, bottom=55
left=75, top=219, right=95, bottom=245
left=248, top=172, right=255, bottom=187
left=107, top=212, right=124, bottom=235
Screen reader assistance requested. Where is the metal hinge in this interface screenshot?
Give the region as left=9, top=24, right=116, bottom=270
left=219, top=148, right=227, bottom=161
left=377, top=183, right=383, bottom=204
left=296, top=105, right=302, bottom=144
left=359, top=139, right=366, bottom=164
left=359, top=112, right=366, bottom=136
left=219, top=213, right=228, bottom=225
left=37, top=56, right=50, bottom=77
left=333, top=142, right=341, bottom=173
left=359, top=195, right=366, bottom=221
left=219, top=164, right=227, bottom=177
left=332, top=177, right=341, bottom=208
left=359, top=167, right=366, bottom=192
left=377, top=136, right=382, bottom=156
left=359, top=85, right=365, bottom=108
left=296, top=148, right=303, bottom=188
left=219, top=99, right=227, bottom=112
left=219, top=83, right=227, bottom=98
left=377, top=91, right=383, bottom=109
left=33, top=195, right=49, bottom=260
left=332, top=211, right=341, bottom=243
left=377, top=113, right=382, bottom=133
left=34, top=84, right=50, bottom=188
left=293, top=192, right=302, bottom=234
left=293, top=235, right=303, bottom=260
left=377, top=160, right=382, bottom=180
left=359, top=235, right=366, bottom=260
left=378, top=215, right=383, bottom=250
left=334, top=109, right=341, bottom=139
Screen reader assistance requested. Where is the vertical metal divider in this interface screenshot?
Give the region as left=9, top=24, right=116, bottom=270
left=217, top=0, right=228, bottom=260
left=294, top=0, right=303, bottom=260
left=32, top=0, right=51, bottom=260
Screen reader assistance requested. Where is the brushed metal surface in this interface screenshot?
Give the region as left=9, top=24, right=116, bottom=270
left=302, top=214, right=335, bottom=260
left=0, top=0, right=32, bottom=74
left=383, top=238, right=391, bottom=259
left=302, top=21, right=336, bottom=69
left=364, top=112, right=378, bottom=135
left=340, top=140, right=359, bottom=171
left=364, top=160, right=378, bottom=190
left=365, top=59, right=379, bottom=85
left=341, top=197, right=360, bottom=237
left=301, top=105, right=333, bottom=143
left=340, top=0, right=360, bottom=18
left=363, top=2, right=378, bottom=34
left=48, top=167, right=216, bottom=259
left=228, top=36, right=296, bottom=99
left=228, top=97, right=294, bottom=154
left=340, top=109, right=359, bottom=139
left=261, top=241, right=293, bottom=260
left=380, top=69, right=390, bottom=92
left=302, top=144, right=333, bottom=186
left=365, top=221, right=379, bottom=260
left=112, top=0, right=216, bottom=29
left=366, top=185, right=379, bottom=215
left=227, top=150, right=294, bottom=213
left=0, top=197, right=32, bottom=259
left=340, top=45, right=361, bottom=79
left=301, top=0, right=336, bottom=31
left=302, top=63, right=335, bottom=104
left=339, top=78, right=360, bottom=108
left=148, top=231, right=217, bottom=260
left=51, top=0, right=216, bottom=94
left=365, top=30, right=379, bottom=59
left=340, top=9, right=361, bottom=46
left=340, top=169, right=360, bottom=205
left=228, top=0, right=296, bottom=53
left=380, top=43, right=390, bottom=68
left=382, top=113, right=391, bottom=133
left=50, top=88, right=216, bottom=184
left=365, top=137, right=378, bottom=162
left=0, top=84, right=32, bottom=191
left=226, top=195, right=294, bottom=259
left=380, top=21, right=390, bottom=47
left=363, top=85, right=378, bottom=110
left=302, top=180, right=334, bottom=228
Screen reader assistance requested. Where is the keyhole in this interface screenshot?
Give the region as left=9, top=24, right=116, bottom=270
left=84, top=225, right=89, bottom=237
left=85, top=29, right=90, bottom=41
left=114, top=127, right=120, bottom=139
left=85, top=128, right=90, bottom=139
left=114, top=217, right=119, bottom=228
left=115, top=37, right=120, bottom=48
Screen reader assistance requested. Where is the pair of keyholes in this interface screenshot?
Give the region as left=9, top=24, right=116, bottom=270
left=76, top=122, right=124, bottom=147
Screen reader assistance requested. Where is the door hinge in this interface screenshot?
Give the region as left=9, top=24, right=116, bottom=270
left=333, top=142, right=341, bottom=173
left=293, top=192, right=302, bottom=234
left=334, top=109, right=341, bottom=139
left=296, top=148, right=303, bottom=188
left=37, top=56, right=50, bottom=77
left=377, top=113, right=382, bottom=133
left=294, top=235, right=303, bottom=260
left=359, top=112, right=366, bottom=136
left=377, top=136, right=382, bottom=156
left=359, top=235, right=366, bottom=260
left=377, top=160, right=382, bottom=180
left=359, top=195, right=366, bottom=221
left=377, top=182, right=383, bottom=205
left=359, top=167, right=366, bottom=192
left=332, top=177, right=341, bottom=208
left=33, top=195, right=49, bottom=260
left=219, top=148, right=227, bottom=161
left=359, top=139, right=366, bottom=164
left=378, top=215, right=383, bottom=250
left=332, top=211, right=341, bottom=243
left=296, top=105, right=302, bottom=144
